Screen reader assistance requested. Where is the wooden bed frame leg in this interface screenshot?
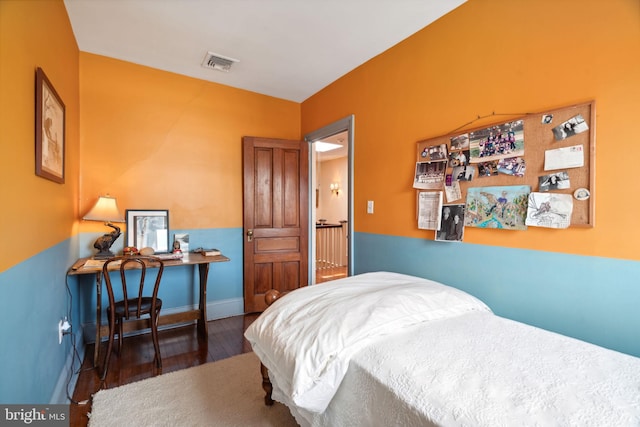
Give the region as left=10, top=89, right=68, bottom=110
left=261, top=362, right=274, bottom=406
left=259, top=289, right=281, bottom=406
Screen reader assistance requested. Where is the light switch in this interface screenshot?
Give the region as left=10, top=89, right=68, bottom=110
left=367, top=200, right=374, bottom=214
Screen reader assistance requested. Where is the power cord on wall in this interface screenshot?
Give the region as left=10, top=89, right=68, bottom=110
left=64, top=274, right=94, bottom=405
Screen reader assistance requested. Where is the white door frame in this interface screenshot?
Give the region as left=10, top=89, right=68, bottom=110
left=305, top=115, right=354, bottom=284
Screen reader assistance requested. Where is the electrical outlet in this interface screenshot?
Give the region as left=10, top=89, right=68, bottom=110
left=58, top=318, right=71, bottom=344
left=367, top=200, right=374, bottom=214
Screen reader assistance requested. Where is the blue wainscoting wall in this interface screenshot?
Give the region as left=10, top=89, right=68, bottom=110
left=354, top=232, right=640, bottom=358
left=0, top=238, right=80, bottom=404
left=0, top=227, right=244, bottom=405
left=6, top=228, right=636, bottom=405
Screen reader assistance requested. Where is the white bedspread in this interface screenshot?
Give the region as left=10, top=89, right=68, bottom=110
left=246, top=272, right=640, bottom=426
left=309, top=311, right=640, bottom=427
left=244, top=272, right=491, bottom=416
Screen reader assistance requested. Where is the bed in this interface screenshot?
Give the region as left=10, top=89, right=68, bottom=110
left=244, top=271, right=640, bottom=426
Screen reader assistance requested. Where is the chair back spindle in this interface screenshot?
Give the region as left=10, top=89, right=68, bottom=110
left=100, top=255, right=165, bottom=383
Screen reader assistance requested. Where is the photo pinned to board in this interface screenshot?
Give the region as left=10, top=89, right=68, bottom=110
left=525, top=192, right=573, bottom=229
left=413, top=160, right=447, bottom=190
left=419, top=143, right=448, bottom=162
left=448, top=149, right=470, bottom=168
left=538, top=171, right=570, bottom=192
left=469, top=119, right=525, bottom=164
left=465, top=185, right=530, bottom=230
left=552, top=114, right=589, bottom=141
left=477, top=160, right=499, bottom=178
left=452, top=165, right=475, bottom=182
left=436, top=204, right=466, bottom=242
left=450, top=133, right=470, bottom=151
left=497, top=156, right=526, bottom=177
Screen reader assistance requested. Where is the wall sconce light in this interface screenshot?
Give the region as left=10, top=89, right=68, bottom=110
left=330, top=182, right=340, bottom=196
left=83, top=194, right=125, bottom=259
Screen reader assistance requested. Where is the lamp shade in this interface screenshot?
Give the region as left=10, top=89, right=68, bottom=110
left=83, top=195, right=125, bottom=223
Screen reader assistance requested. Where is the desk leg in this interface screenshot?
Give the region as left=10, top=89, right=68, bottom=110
left=94, top=271, right=102, bottom=368
left=197, top=263, right=210, bottom=337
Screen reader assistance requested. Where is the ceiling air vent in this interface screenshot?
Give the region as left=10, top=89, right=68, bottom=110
left=201, top=51, right=239, bottom=72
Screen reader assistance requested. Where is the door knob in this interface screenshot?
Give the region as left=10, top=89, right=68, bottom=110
left=246, top=229, right=253, bottom=242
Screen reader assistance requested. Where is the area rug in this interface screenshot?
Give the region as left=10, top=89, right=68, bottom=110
left=88, top=352, right=298, bottom=427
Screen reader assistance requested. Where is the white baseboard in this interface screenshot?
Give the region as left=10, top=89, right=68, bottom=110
left=206, top=297, right=245, bottom=320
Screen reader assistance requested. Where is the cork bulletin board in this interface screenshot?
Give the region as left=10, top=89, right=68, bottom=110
left=416, top=101, right=595, bottom=228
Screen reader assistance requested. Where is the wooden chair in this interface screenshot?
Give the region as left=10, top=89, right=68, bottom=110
left=101, top=255, right=165, bottom=381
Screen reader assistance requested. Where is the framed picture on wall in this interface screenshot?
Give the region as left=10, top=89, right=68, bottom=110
left=126, top=209, right=170, bottom=253
left=35, top=67, right=65, bottom=183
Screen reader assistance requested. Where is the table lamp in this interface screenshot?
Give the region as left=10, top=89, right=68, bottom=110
left=83, top=195, right=125, bottom=259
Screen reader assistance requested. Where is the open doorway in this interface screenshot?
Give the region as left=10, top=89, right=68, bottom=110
left=305, top=116, right=354, bottom=284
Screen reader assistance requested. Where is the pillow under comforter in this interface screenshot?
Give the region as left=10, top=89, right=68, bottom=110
left=244, top=271, right=491, bottom=414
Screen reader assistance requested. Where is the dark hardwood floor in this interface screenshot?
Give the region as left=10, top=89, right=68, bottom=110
left=69, top=313, right=259, bottom=427
left=69, top=267, right=346, bottom=427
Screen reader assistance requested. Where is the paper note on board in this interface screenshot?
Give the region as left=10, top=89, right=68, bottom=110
left=417, top=191, right=443, bottom=230
left=444, top=181, right=462, bottom=202
left=544, top=145, right=584, bottom=171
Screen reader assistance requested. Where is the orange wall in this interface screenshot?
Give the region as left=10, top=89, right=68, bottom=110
left=79, top=53, right=300, bottom=232
left=0, top=0, right=79, bottom=272
left=302, top=0, right=640, bottom=260
left=3, top=0, right=638, bottom=269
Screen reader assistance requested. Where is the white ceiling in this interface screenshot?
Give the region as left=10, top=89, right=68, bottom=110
left=63, top=0, right=466, bottom=103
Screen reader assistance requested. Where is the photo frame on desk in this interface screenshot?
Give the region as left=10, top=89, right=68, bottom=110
left=35, top=67, right=65, bottom=184
left=126, top=209, right=170, bottom=253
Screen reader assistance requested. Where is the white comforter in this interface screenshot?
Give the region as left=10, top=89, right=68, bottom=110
left=245, top=272, right=640, bottom=427
left=244, top=272, right=491, bottom=415
left=312, top=311, right=640, bottom=426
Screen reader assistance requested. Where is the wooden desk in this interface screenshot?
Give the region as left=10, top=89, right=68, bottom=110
left=68, top=253, right=230, bottom=367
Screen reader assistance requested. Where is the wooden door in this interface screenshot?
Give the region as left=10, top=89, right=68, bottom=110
left=242, top=136, right=309, bottom=313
